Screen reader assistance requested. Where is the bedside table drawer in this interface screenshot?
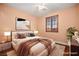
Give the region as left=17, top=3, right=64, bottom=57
left=0, top=45, right=2, bottom=51
left=3, top=42, right=11, bottom=50
left=0, top=42, right=12, bottom=52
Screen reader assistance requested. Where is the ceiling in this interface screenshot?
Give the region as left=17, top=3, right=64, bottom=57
left=7, top=3, right=76, bottom=17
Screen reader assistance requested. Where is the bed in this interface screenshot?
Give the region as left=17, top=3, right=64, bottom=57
left=11, top=31, right=55, bottom=56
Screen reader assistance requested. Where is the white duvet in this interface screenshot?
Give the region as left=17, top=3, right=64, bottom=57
left=12, top=36, right=55, bottom=56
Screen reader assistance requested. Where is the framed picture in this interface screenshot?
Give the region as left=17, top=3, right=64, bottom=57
left=16, top=18, right=30, bottom=31
left=46, top=15, right=58, bottom=32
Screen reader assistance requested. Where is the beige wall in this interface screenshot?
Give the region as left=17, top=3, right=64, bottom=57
left=37, top=6, right=79, bottom=43
left=76, top=5, right=79, bottom=30
left=0, top=4, right=79, bottom=43
left=0, top=4, right=37, bottom=41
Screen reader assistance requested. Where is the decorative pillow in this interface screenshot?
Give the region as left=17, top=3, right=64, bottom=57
left=15, top=33, right=26, bottom=39
left=27, top=33, right=35, bottom=37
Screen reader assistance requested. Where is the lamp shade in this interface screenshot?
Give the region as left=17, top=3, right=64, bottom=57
left=34, top=31, right=38, bottom=34
left=4, top=32, right=11, bottom=36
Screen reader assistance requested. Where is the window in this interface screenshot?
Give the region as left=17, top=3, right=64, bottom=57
left=46, top=15, right=58, bottom=32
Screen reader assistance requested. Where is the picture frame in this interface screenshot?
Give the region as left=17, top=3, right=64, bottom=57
left=16, top=17, right=31, bottom=31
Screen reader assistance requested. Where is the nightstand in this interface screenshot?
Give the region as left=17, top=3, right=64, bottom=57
left=71, top=39, right=79, bottom=56
left=0, top=41, right=12, bottom=52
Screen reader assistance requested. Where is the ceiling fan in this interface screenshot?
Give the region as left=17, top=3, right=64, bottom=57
left=34, top=3, right=48, bottom=11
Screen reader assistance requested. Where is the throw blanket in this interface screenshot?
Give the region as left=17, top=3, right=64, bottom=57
left=17, top=39, right=52, bottom=56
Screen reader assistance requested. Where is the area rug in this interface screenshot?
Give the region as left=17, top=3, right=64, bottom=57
left=50, top=44, right=65, bottom=56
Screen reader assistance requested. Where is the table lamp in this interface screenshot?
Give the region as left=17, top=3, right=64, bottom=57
left=34, top=31, right=38, bottom=36
left=4, top=32, right=11, bottom=42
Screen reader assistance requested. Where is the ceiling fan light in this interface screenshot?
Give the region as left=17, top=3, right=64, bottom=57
left=34, top=4, right=48, bottom=11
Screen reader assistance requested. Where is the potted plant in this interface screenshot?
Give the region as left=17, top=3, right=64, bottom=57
left=66, top=27, right=78, bottom=55
left=67, top=27, right=78, bottom=41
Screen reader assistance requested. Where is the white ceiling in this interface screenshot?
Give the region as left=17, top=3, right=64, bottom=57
left=7, top=3, right=76, bottom=17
